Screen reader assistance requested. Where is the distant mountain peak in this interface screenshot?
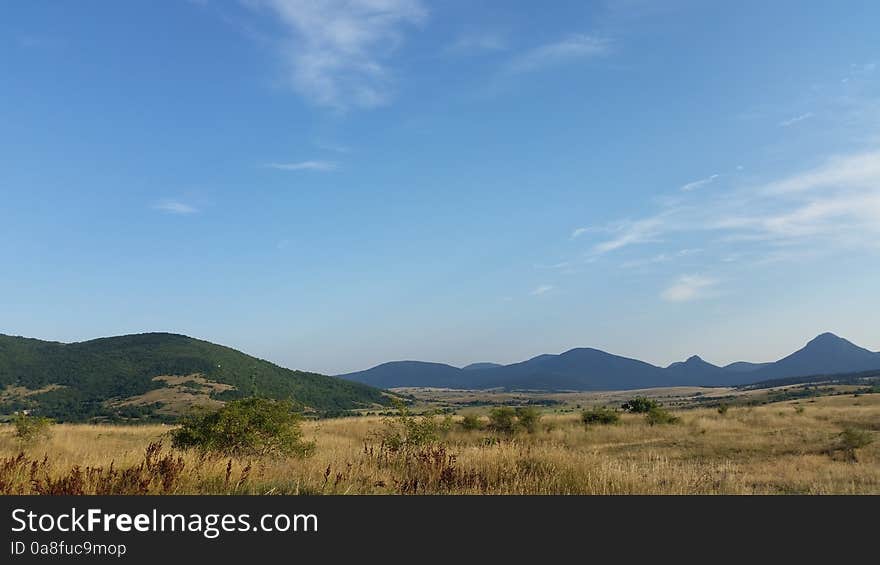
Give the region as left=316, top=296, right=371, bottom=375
left=810, top=332, right=846, bottom=341
left=806, top=332, right=846, bottom=345
left=800, top=332, right=868, bottom=354
left=667, top=354, right=712, bottom=369
left=757, top=332, right=880, bottom=380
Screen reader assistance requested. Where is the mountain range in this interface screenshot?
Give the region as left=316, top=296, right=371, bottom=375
left=0, top=332, right=389, bottom=422
left=339, top=332, right=880, bottom=390
left=3, top=331, right=878, bottom=422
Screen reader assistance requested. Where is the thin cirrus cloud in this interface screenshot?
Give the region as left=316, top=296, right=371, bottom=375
left=570, top=226, right=594, bottom=239
left=530, top=284, right=554, bottom=296
left=507, top=34, right=609, bottom=74
left=579, top=148, right=880, bottom=259
left=661, top=275, right=718, bottom=302
left=760, top=150, right=880, bottom=195
left=779, top=112, right=814, bottom=127
left=591, top=216, right=667, bottom=254
left=263, top=160, right=338, bottom=172
left=680, top=173, right=719, bottom=192
left=247, top=0, right=426, bottom=110
left=154, top=199, right=199, bottom=215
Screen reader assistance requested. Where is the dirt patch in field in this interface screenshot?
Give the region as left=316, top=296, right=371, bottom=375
left=112, top=374, right=236, bottom=416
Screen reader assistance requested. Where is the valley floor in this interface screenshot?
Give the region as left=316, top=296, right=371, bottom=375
left=1, top=392, right=878, bottom=494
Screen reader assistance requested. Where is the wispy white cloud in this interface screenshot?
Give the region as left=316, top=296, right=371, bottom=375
left=571, top=149, right=880, bottom=269
left=779, top=112, right=814, bottom=127
left=620, top=253, right=670, bottom=269
left=530, top=284, right=554, bottom=296
left=591, top=216, right=666, bottom=254
left=677, top=248, right=702, bottom=256
left=154, top=199, right=199, bottom=215
left=680, top=173, right=719, bottom=192
left=263, top=160, right=338, bottom=172
left=661, top=275, right=717, bottom=302
left=248, top=0, right=426, bottom=110
left=648, top=151, right=875, bottom=245
left=570, top=227, right=593, bottom=239
left=534, top=260, right=572, bottom=270
left=620, top=248, right=701, bottom=269
left=508, top=34, right=609, bottom=74
left=762, top=150, right=880, bottom=194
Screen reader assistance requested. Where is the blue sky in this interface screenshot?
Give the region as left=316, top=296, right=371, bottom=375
left=2, top=1, right=879, bottom=374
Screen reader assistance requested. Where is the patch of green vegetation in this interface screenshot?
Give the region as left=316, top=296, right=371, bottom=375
left=836, top=427, right=874, bottom=462
left=486, top=406, right=542, bottom=434
left=621, top=397, right=659, bottom=414
left=171, top=398, right=314, bottom=458
left=459, top=413, right=483, bottom=431
left=515, top=407, right=541, bottom=433
left=645, top=407, right=680, bottom=426
left=12, top=412, right=54, bottom=446
left=487, top=406, right=517, bottom=434
left=581, top=406, right=620, bottom=425
left=374, top=401, right=443, bottom=451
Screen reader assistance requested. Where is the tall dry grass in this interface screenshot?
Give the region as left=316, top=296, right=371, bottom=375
left=1, top=394, right=877, bottom=494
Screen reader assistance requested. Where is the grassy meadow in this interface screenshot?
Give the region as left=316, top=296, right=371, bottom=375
left=1, top=390, right=878, bottom=495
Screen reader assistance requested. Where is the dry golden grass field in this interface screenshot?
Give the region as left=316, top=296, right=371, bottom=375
left=1, top=391, right=878, bottom=495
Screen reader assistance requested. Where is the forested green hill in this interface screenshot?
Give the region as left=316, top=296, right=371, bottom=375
left=0, top=333, right=389, bottom=422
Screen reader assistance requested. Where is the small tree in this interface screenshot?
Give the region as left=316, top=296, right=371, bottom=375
left=171, top=398, right=314, bottom=458
left=459, top=413, right=483, bottom=431
left=581, top=407, right=619, bottom=426
left=515, top=407, right=541, bottom=434
left=622, top=397, right=659, bottom=414
left=375, top=400, right=439, bottom=451
left=487, top=406, right=541, bottom=434
left=13, top=412, right=54, bottom=446
left=838, top=427, right=873, bottom=462
left=487, top=406, right=517, bottom=434
left=645, top=406, right=680, bottom=426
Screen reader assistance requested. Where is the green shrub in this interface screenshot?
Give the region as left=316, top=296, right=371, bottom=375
left=375, top=400, right=440, bottom=451
left=13, top=412, right=54, bottom=446
left=645, top=407, right=680, bottom=426
left=459, top=413, right=483, bottom=431
left=170, top=398, right=314, bottom=458
left=515, top=407, right=541, bottom=434
left=838, top=427, right=873, bottom=461
left=486, top=406, right=541, bottom=434
left=487, top=406, right=517, bottom=434
left=439, top=414, right=455, bottom=434
left=622, top=397, right=659, bottom=414
left=581, top=407, right=620, bottom=425
left=716, top=403, right=729, bottom=415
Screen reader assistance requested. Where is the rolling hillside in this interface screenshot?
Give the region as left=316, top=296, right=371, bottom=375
left=0, top=333, right=389, bottom=421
